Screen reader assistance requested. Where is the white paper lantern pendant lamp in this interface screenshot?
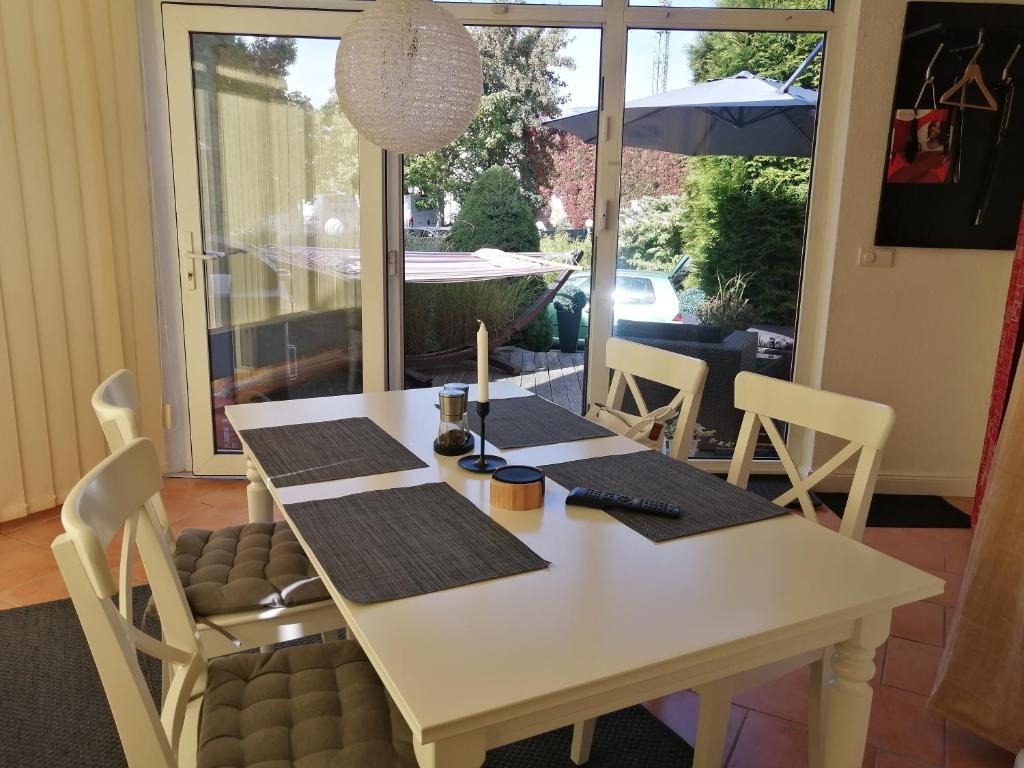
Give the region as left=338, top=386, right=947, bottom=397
left=335, top=0, right=483, bottom=154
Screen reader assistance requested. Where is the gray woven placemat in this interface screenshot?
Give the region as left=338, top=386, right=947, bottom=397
left=240, top=417, right=427, bottom=488
left=468, top=396, right=613, bottom=450
left=286, top=482, right=549, bottom=603
left=540, top=451, right=787, bottom=542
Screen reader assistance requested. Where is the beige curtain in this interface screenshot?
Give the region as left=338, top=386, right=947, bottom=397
left=0, top=0, right=162, bottom=521
left=929, top=353, right=1024, bottom=752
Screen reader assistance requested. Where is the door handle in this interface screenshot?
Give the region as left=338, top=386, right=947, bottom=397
left=186, top=250, right=226, bottom=262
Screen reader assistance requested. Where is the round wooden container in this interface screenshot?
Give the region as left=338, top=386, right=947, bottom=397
left=490, top=465, right=545, bottom=510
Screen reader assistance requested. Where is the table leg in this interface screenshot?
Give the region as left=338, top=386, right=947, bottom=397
left=245, top=455, right=273, bottom=524
left=570, top=719, right=596, bottom=765
left=823, top=612, right=891, bottom=768
left=414, top=731, right=485, bottom=768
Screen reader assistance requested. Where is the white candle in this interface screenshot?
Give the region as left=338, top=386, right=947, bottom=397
left=477, top=321, right=489, bottom=403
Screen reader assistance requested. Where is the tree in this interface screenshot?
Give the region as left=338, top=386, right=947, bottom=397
left=545, top=133, right=687, bottom=229
left=683, top=0, right=822, bottom=325
left=448, top=166, right=540, bottom=252
left=617, top=196, right=688, bottom=272
left=405, top=27, right=572, bottom=216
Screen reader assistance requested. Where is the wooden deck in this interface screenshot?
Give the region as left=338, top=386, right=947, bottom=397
left=423, top=347, right=586, bottom=414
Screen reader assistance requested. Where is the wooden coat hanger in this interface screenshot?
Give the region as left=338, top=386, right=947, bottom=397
left=941, top=32, right=998, bottom=111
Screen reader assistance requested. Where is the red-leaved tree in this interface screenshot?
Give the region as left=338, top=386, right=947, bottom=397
left=543, top=130, right=687, bottom=228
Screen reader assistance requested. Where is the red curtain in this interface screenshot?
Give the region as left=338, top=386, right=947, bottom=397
left=973, top=205, right=1024, bottom=524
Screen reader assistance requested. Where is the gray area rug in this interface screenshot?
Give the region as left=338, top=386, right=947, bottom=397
left=0, top=587, right=694, bottom=768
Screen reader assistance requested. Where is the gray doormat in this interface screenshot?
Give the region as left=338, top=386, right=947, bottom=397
left=239, top=417, right=427, bottom=487
left=0, top=588, right=693, bottom=767
left=468, top=396, right=613, bottom=449
left=542, top=451, right=787, bottom=543
left=286, top=482, right=549, bottom=603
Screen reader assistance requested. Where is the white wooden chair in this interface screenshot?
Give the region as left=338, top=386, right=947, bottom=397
left=92, top=369, right=343, bottom=657
left=52, top=438, right=415, bottom=768
left=589, top=337, right=708, bottom=460
left=571, top=372, right=895, bottom=768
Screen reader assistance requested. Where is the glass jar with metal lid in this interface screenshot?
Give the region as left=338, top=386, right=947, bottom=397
left=433, top=386, right=474, bottom=456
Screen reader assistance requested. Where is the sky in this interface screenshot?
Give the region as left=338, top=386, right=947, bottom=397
left=280, top=26, right=703, bottom=114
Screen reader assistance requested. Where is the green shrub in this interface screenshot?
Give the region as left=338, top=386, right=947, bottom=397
left=617, top=195, right=687, bottom=273
left=683, top=156, right=807, bottom=325
left=553, top=287, right=587, bottom=314
left=404, top=279, right=535, bottom=356
left=697, top=273, right=756, bottom=333
left=541, top=230, right=592, bottom=270
left=516, top=308, right=554, bottom=352
left=677, top=286, right=707, bottom=315
left=405, top=235, right=450, bottom=253
left=448, top=166, right=540, bottom=252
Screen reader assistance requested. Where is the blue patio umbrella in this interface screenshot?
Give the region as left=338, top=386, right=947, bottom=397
left=544, top=70, right=819, bottom=158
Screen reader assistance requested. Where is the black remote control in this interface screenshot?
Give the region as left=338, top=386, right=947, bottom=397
left=566, top=487, right=681, bottom=519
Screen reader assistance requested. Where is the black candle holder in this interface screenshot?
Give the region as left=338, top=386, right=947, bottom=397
left=458, top=401, right=507, bottom=473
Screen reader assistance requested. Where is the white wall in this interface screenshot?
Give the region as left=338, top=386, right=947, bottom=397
left=813, top=0, right=1014, bottom=496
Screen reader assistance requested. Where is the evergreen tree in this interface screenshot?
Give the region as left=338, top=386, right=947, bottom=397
left=448, top=166, right=541, bottom=252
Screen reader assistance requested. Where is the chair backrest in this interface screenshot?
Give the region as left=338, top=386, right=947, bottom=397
left=92, top=369, right=173, bottom=619
left=92, top=368, right=142, bottom=451
left=52, top=438, right=205, bottom=768
left=604, top=337, right=708, bottom=461
left=726, top=372, right=895, bottom=541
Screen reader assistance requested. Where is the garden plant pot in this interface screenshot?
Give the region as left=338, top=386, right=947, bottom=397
left=556, top=307, right=583, bottom=353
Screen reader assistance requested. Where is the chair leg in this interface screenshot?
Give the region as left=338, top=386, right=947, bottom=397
left=570, top=719, right=596, bottom=765
left=693, top=684, right=732, bottom=768
left=808, top=652, right=831, bottom=768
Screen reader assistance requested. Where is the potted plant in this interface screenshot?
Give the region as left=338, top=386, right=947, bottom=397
left=553, top=287, right=587, bottom=353
left=696, top=273, right=756, bottom=334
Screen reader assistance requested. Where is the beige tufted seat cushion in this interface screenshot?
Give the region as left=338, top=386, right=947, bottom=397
left=198, top=640, right=417, bottom=768
left=175, top=522, right=330, bottom=616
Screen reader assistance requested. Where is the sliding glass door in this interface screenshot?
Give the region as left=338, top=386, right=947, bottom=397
left=400, top=25, right=601, bottom=415
left=164, top=5, right=386, bottom=474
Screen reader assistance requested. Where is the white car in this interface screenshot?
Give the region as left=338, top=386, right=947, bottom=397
left=549, top=269, right=688, bottom=348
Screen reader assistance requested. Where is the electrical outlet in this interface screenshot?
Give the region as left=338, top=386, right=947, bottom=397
left=858, top=247, right=894, bottom=268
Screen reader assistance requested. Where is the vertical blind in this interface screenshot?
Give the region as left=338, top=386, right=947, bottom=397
left=0, top=0, right=162, bottom=521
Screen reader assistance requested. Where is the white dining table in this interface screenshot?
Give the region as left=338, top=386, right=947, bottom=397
left=226, top=383, right=943, bottom=768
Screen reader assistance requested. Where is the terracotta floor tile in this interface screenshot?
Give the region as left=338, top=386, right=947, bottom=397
left=894, top=526, right=973, bottom=546
left=0, top=541, right=60, bottom=595
left=882, top=638, right=943, bottom=696
left=0, top=506, right=60, bottom=533
left=947, top=721, right=1016, bottom=768
left=727, top=711, right=809, bottom=768
left=643, top=690, right=746, bottom=761
left=816, top=509, right=842, bottom=532
left=891, top=601, right=945, bottom=647
left=944, top=540, right=972, bottom=575
left=0, top=568, right=70, bottom=606
left=874, top=750, right=941, bottom=767
left=862, top=529, right=946, bottom=572
left=924, top=569, right=963, bottom=608
left=172, top=506, right=251, bottom=533
left=945, top=606, right=957, bottom=639
left=195, top=481, right=248, bottom=505
left=3, top=514, right=68, bottom=549
left=734, top=666, right=810, bottom=725
left=872, top=640, right=889, bottom=684
left=866, top=684, right=945, bottom=764
left=0, top=597, right=17, bottom=610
